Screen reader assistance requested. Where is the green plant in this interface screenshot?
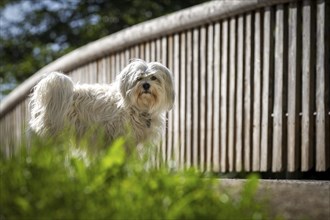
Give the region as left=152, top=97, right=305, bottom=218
left=0, top=137, right=270, bottom=220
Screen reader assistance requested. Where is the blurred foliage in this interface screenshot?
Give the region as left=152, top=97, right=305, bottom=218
left=0, top=135, right=271, bottom=219
left=0, top=0, right=208, bottom=96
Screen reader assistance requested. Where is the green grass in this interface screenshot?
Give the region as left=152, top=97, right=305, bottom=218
left=0, top=136, right=271, bottom=220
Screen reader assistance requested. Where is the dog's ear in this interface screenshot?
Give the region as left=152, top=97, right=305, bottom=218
left=118, top=59, right=148, bottom=99
left=163, top=69, right=175, bottom=111
left=149, top=62, right=175, bottom=111
left=117, top=65, right=130, bottom=99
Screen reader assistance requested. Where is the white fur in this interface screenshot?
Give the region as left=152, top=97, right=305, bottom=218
left=29, top=59, right=174, bottom=145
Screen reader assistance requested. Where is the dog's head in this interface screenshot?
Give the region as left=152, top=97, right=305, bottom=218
left=117, top=59, right=174, bottom=113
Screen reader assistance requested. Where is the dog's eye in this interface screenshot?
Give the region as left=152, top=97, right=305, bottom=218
left=136, top=77, right=142, bottom=81
left=150, top=76, right=157, bottom=81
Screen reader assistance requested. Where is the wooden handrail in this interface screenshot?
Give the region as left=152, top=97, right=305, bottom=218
left=0, top=0, right=297, bottom=118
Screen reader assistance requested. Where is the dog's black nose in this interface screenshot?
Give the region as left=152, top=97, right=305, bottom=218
left=143, top=83, right=150, bottom=90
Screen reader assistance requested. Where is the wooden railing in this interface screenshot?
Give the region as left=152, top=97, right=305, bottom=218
left=1, top=0, right=329, bottom=173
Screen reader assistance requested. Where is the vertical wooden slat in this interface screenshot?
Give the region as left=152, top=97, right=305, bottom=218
left=125, top=50, right=130, bottom=65
left=5, top=114, right=12, bottom=156
left=220, top=20, right=229, bottom=172
left=228, top=18, right=236, bottom=172
left=81, top=66, right=85, bottom=83
left=72, top=67, right=80, bottom=83
left=106, top=56, right=111, bottom=83
left=199, top=26, right=207, bottom=171
left=272, top=4, right=286, bottom=172
left=261, top=7, right=274, bottom=171
left=154, top=39, right=162, bottom=166
left=235, top=15, right=244, bottom=172
left=180, top=32, right=187, bottom=168
left=186, top=31, right=193, bottom=168
left=151, top=40, right=156, bottom=61
left=140, top=43, right=145, bottom=60
left=161, top=36, right=168, bottom=163
left=115, top=53, right=121, bottom=76
left=287, top=2, right=301, bottom=172
left=120, top=51, right=125, bottom=70
left=192, top=28, right=200, bottom=167
left=134, top=45, right=140, bottom=59
left=325, top=0, right=330, bottom=171
left=315, top=0, right=329, bottom=171
left=244, top=13, right=253, bottom=172
left=78, top=66, right=85, bottom=83
left=89, top=62, right=98, bottom=83
left=156, top=38, right=161, bottom=62
left=253, top=10, right=261, bottom=171
left=145, top=42, right=151, bottom=62
left=97, top=59, right=103, bottom=83
left=213, top=22, right=221, bottom=172
left=22, top=99, right=29, bottom=143
left=206, top=24, right=214, bottom=172
left=97, top=57, right=108, bottom=83
left=111, top=55, right=116, bottom=82
left=130, top=47, right=135, bottom=60
left=173, top=34, right=180, bottom=168
left=14, top=105, right=21, bottom=148
left=301, top=0, right=315, bottom=171
left=167, top=35, right=174, bottom=162
left=325, top=0, right=330, bottom=170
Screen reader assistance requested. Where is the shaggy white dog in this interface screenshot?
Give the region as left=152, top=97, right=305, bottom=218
left=29, top=59, right=174, bottom=145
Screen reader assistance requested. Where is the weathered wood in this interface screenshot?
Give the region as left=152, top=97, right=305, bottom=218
left=261, top=6, right=274, bottom=172
left=89, top=62, right=98, bottom=83
left=116, top=53, right=121, bottom=76
left=213, top=22, right=221, bottom=172
left=97, top=58, right=106, bottom=83
left=244, top=13, right=253, bottom=172
left=228, top=18, right=236, bottom=172
left=301, top=0, right=315, bottom=171
left=235, top=15, right=244, bottom=172
left=253, top=10, right=261, bottom=172
left=180, top=32, right=186, bottom=169
left=150, top=40, right=156, bottom=61
left=324, top=0, right=330, bottom=170
left=0, top=0, right=300, bottom=118
left=145, top=42, right=151, bottom=62
left=110, top=55, right=116, bottom=82
left=173, top=34, right=180, bottom=168
left=199, top=26, right=207, bottom=171
left=206, top=23, right=214, bottom=172
left=125, top=50, right=130, bottom=65
left=192, top=28, right=200, bottom=168
left=161, top=36, right=168, bottom=163
left=156, top=38, right=161, bottom=62
left=220, top=20, right=229, bottom=172
left=315, top=0, right=328, bottom=171
left=134, top=45, right=140, bottom=59
left=139, top=43, right=145, bottom=60
left=287, top=2, right=301, bottom=172
left=167, top=35, right=174, bottom=162
left=272, top=4, right=286, bottom=172
left=185, top=30, right=193, bottom=168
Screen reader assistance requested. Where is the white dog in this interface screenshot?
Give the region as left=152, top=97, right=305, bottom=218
left=29, top=59, right=174, bottom=145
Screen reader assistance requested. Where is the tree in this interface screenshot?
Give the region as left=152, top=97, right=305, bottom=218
left=0, top=0, right=208, bottom=98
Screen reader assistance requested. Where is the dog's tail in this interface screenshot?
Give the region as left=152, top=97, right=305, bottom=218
left=29, top=72, right=74, bottom=136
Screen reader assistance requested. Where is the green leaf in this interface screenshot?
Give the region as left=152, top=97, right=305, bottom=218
left=101, top=137, right=126, bottom=171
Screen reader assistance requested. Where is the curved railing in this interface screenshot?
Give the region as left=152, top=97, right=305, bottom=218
left=1, top=0, right=329, bottom=173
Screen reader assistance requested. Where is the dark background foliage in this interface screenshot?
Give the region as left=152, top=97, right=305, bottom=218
left=0, top=0, right=208, bottom=98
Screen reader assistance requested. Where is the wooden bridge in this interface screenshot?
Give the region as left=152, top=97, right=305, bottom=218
left=1, top=0, right=329, bottom=174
